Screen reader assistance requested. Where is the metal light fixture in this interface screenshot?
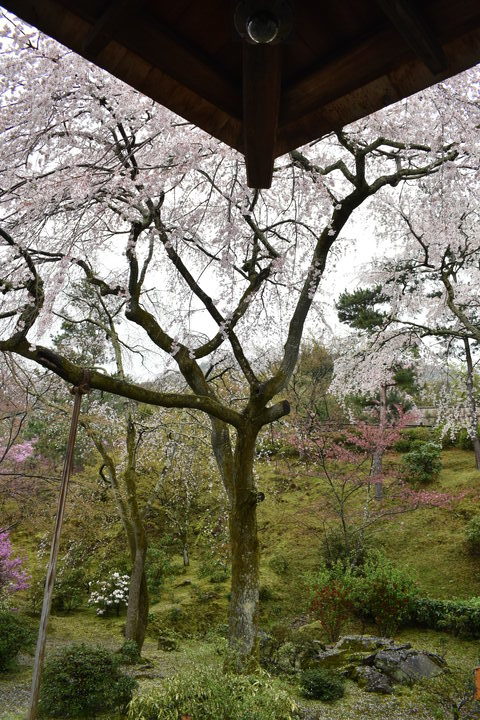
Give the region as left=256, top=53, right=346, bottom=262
left=235, top=1, right=292, bottom=45
left=247, top=10, right=279, bottom=44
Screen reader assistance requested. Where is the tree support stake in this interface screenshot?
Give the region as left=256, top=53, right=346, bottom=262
left=27, top=372, right=90, bottom=720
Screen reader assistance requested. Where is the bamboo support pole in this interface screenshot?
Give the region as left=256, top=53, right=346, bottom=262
left=27, top=375, right=89, bottom=720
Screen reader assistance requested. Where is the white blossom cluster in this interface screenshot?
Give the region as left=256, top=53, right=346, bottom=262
left=88, top=572, right=129, bottom=616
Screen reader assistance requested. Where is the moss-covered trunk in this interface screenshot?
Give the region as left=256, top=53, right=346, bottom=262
left=125, top=545, right=149, bottom=650
left=226, top=427, right=260, bottom=673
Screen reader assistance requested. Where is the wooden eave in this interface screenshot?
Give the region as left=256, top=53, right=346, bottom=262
left=2, top=0, right=480, bottom=188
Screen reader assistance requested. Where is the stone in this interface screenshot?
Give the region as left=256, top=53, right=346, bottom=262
left=399, top=651, right=445, bottom=681
left=334, top=635, right=394, bottom=652
left=353, top=665, right=394, bottom=694
left=374, top=649, right=445, bottom=685
left=310, top=647, right=349, bottom=669
left=346, top=651, right=377, bottom=666
left=156, top=634, right=178, bottom=651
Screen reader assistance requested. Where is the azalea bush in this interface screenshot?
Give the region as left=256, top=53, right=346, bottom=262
left=310, top=566, right=354, bottom=642
left=402, top=441, right=442, bottom=485
left=0, top=531, right=29, bottom=607
left=88, top=572, right=129, bottom=617
left=299, top=668, right=345, bottom=701
left=465, top=515, right=480, bottom=556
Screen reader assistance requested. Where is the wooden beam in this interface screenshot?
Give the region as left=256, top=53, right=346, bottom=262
left=374, top=0, right=447, bottom=74
left=242, top=42, right=281, bottom=189
left=276, top=25, right=480, bottom=157
left=82, top=0, right=144, bottom=58
left=280, top=27, right=405, bottom=126
left=0, top=0, right=243, bottom=151
left=111, top=8, right=241, bottom=120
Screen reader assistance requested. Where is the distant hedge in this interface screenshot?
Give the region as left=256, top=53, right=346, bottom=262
left=411, top=597, right=480, bottom=638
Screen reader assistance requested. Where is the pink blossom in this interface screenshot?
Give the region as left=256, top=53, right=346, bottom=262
left=0, top=531, right=29, bottom=595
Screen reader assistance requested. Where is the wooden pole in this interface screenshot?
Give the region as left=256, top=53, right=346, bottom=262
left=474, top=666, right=480, bottom=700
left=27, top=376, right=89, bottom=720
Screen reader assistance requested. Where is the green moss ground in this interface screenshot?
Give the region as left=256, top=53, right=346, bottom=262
left=2, top=447, right=480, bottom=718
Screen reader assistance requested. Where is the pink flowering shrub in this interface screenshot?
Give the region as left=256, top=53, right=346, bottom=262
left=0, top=531, right=29, bottom=604
left=0, top=439, right=36, bottom=464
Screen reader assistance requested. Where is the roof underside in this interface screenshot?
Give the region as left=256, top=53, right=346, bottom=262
left=2, top=0, right=480, bottom=187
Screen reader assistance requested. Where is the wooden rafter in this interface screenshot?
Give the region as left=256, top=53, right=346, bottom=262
left=276, top=24, right=480, bottom=156
left=2, top=0, right=480, bottom=187
left=82, top=0, right=144, bottom=58
left=374, top=0, right=447, bottom=74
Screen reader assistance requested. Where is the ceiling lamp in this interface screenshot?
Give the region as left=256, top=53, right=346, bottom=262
left=234, top=1, right=293, bottom=44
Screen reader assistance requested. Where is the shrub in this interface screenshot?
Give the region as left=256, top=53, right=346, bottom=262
left=0, top=531, right=29, bottom=606
left=268, top=553, right=289, bottom=575
left=118, top=638, right=141, bottom=664
left=349, top=554, right=417, bottom=636
left=259, top=584, right=276, bottom=602
left=310, top=573, right=353, bottom=643
left=39, top=644, right=137, bottom=718
left=455, top=428, right=474, bottom=451
left=402, top=441, right=442, bottom=484
left=394, top=427, right=434, bottom=453
left=465, top=515, right=480, bottom=555
left=52, top=567, right=86, bottom=613
left=299, top=668, right=345, bottom=701
left=88, top=571, right=129, bottom=616
left=321, top=527, right=371, bottom=570
left=411, top=597, right=480, bottom=638
left=127, top=669, right=298, bottom=720
left=198, top=557, right=230, bottom=583
left=0, top=611, right=34, bottom=670
left=145, top=545, right=172, bottom=600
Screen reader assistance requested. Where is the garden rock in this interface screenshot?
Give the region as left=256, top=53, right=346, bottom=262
left=308, top=647, right=349, bottom=669
left=156, top=634, right=178, bottom=651
left=303, top=635, right=447, bottom=694
left=353, top=665, right=394, bottom=694
left=335, top=635, right=396, bottom=652
left=374, top=648, right=445, bottom=685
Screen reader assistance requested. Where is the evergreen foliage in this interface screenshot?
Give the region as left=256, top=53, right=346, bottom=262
left=0, top=611, right=34, bottom=671
left=39, top=644, right=137, bottom=718
left=299, top=668, right=345, bottom=701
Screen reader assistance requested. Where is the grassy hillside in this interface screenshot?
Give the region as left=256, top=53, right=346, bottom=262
left=2, top=447, right=480, bottom=719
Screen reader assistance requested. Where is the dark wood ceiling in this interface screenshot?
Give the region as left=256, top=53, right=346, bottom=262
left=2, top=0, right=480, bottom=187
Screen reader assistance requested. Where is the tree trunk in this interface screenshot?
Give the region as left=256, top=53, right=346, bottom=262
left=182, top=543, right=190, bottom=567
left=464, top=337, right=480, bottom=470
left=372, top=384, right=387, bottom=499
left=125, top=545, right=149, bottom=650
left=226, top=427, right=260, bottom=673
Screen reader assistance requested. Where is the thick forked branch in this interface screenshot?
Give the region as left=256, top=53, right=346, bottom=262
left=263, top=142, right=458, bottom=402
left=0, top=226, right=45, bottom=342
left=0, top=339, right=243, bottom=428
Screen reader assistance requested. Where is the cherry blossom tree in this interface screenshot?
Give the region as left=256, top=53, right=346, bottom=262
left=289, top=414, right=453, bottom=570
left=336, top=161, right=480, bottom=467
left=335, top=288, right=419, bottom=498
left=0, top=12, right=471, bottom=668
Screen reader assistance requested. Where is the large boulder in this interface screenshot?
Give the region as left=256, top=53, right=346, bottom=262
left=374, top=648, right=445, bottom=685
